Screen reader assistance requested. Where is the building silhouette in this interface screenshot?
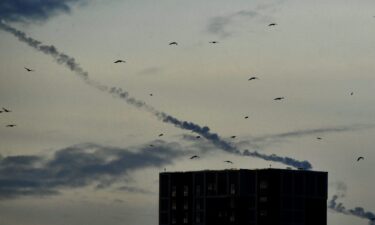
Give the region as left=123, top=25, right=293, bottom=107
left=159, top=169, right=327, bottom=225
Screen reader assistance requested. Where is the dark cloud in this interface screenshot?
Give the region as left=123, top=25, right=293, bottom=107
left=0, top=142, right=188, bottom=199
left=328, top=195, right=375, bottom=225
left=0, top=0, right=85, bottom=23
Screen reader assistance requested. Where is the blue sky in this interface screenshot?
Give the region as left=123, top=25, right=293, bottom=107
left=1, top=0, right=375, bottom=224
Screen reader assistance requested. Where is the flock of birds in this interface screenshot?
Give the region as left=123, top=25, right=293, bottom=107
left=10, top=22, right=366, bottom=166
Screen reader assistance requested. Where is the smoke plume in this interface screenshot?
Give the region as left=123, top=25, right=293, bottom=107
left=0, top=22, right=312, bottom=169
left=328, top=195, right=375, bottom=225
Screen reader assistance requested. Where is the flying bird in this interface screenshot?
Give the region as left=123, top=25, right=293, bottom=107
left=231, top=136, right=236, bottom=139
left=244, top=116, right=249, bottom=119
left=158, top=133, right=164, bottom=137
left=196, top=136, right=201, bottom=139
left=248, top=77, right=258, bottom=81
left=0, top=111, right=3, bottom=113
left=316, top=137, right=322, bottom=140
left=114, top=60, right=126, bottom=63
left=169, top=42, right=178, bottom=46
left=2, top=108, right=11, bottom=112
left=357, top=156, right=364, bottom=161
left=6, top=124, right=16, bottom=127
left=149, top=144, right=154, bottom=147
left=190, top=155, right=199, bottom=159
left=149, top=93, right=153, bottom=96
left=268, top=23, right=277, bottom=26
left=350, top=92, right=354, bottom=96
left=24, top=67, right=33, bottom=72
left=224, top=160, right=233, bottom=164
left=274, top=97, right=285, bottom=101
left=209, top=41, right=218, bottom=44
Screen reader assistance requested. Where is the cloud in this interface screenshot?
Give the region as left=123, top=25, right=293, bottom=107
left=0, top=0, right=85, bottom=23
left=237, top=124, right=374, bottom=149
left=0, top=142, right=189, bottom=199
left=117, top=185, right=154, bottom=194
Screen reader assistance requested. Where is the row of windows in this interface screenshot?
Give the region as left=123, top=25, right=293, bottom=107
left=170, top=183, right=239, bottom=197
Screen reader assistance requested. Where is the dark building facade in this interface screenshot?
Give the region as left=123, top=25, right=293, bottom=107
left=159, top=169, right=327, bottom=225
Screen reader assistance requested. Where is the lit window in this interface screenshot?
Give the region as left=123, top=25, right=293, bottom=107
left=184, top=185, right=189, bottom=196
left=260, top=181, right=268, bottom=189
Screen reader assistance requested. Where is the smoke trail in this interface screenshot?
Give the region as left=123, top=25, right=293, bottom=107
left=243, top=149, right=312, bottom=169
left=0, top=22, right=312, bottom=169
left=328, top=195, right=375, bottom=225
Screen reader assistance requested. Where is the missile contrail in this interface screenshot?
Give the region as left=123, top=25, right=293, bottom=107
left=328, top=195, right=375, bottom=225
left=0, top=22, right=312, bottom=169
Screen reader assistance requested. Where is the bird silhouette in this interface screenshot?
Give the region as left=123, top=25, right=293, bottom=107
left=244, top=116, right=249, bottom=119
left=196, top=136, right=201, bottom=139
left=231, top=136, right=236, bottom=139
left=149, top=144, right=154, bottom=147
left=158, top=133, right=164, bottom=137
left=209, top=41, right=218, bottom=44
left=357, top=156, right=364, bottom=161
left=274, top=97, right=285, bottom=101
left=268, top=23, right=277, bottom=26
left=317, top=137, right=322, bottom=140
left=248, top=77, right=258, bottom=81
left=149, top=93, right=153, bottom=96
left=2, top=108, right=11, bottom=112
left=6, top=124, right=16, bottom=127
left=114, top=60, right=126, bottom=63
left=0, top=111, right=3, bottom=113
left=224, top=160, right=233, bottom=164
left=24, top=67, right=33, bottom=72
left=169, top=42, right=178, bottom=45
left=190, top=155, right=199, bottom=159
left=350, top=92, right=354, bottom=96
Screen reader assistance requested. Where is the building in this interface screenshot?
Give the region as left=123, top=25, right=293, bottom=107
left=159, top=169, right=327, bottom=225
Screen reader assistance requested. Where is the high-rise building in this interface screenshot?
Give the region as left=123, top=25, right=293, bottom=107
left=159, top=169, right=327, bottom=225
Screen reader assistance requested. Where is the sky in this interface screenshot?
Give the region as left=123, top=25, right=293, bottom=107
left=0, top=0, right=375, bottom=224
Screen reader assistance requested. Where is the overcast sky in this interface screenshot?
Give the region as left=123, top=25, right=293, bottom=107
left=1, top=0, right=375, bottom=224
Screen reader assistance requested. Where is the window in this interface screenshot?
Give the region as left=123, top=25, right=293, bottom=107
left=196, top=185, right=201, bottom=196
left=260, top=210, right=267, bottom=216
left=172, top=186, right=177, bottom=197
left=172, top=200, right=176, bottom=210
left=184, top=185, right=189, bottom=196
left=230, top=198, right=235, bottom=208
left=183, top=213, right=188, bottom=224
left=230, top=212, right=235, bottom=222
left=230, top=184, right=236, bottom=194
left=196, top=214, right=201, bottom=223
left=196, top=202, right=201, bottom=210
left=259, top=196, right=268, bottom=203
left=172, top=216, right=176, bottom=224
left=208, top=183, right=213, bottom=191
left=260, top=181, right=268, bottom=189
left=184, top=200, right=188, bottom=210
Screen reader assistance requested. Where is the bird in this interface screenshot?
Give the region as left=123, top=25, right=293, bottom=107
left=196, top=136, right=201, bottom=139
left=224, top=160, right=233, bottom=164
left=114, top=60, right=126, bottom=63
left=158, top=133, right=164, bottom=137
left=24, top=67, right=33, bottom=72
left=149, top=93, right=153, bottom=96
left=169, top=42, right=178, bottom=45
left=149, top=144, right=154, bottom=147
left=274, top=97, right=285, bottom=101
left=209, top=41, right=218, bottom=44
left=317, top=137, right=322, bottom=140
left=6, top=124, right=16, bottom=127
left=350, top=92, right=354, bottom=96
left=248, top=77, right=258, bottom=81
left=0, top=111, right=3, bottom=113
left=190, top=155, right=199, bottom=159
left=268, top=23, right=277, bottom=26
left=357, top=156, right=364, bottom=161
left=231, top=136, right=236, bottom=139
left=244, top=116, right=249, bottom=119
left=2, top=108, right=11, bottom=112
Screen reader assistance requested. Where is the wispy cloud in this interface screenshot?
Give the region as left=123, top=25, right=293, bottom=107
left=0, top=0, right=85, bottom=23
left=237, top=124, right=375, bottom=149
left=0, top=142, right=189, bottom=199
left=206, top=1, right=285, bottom=38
